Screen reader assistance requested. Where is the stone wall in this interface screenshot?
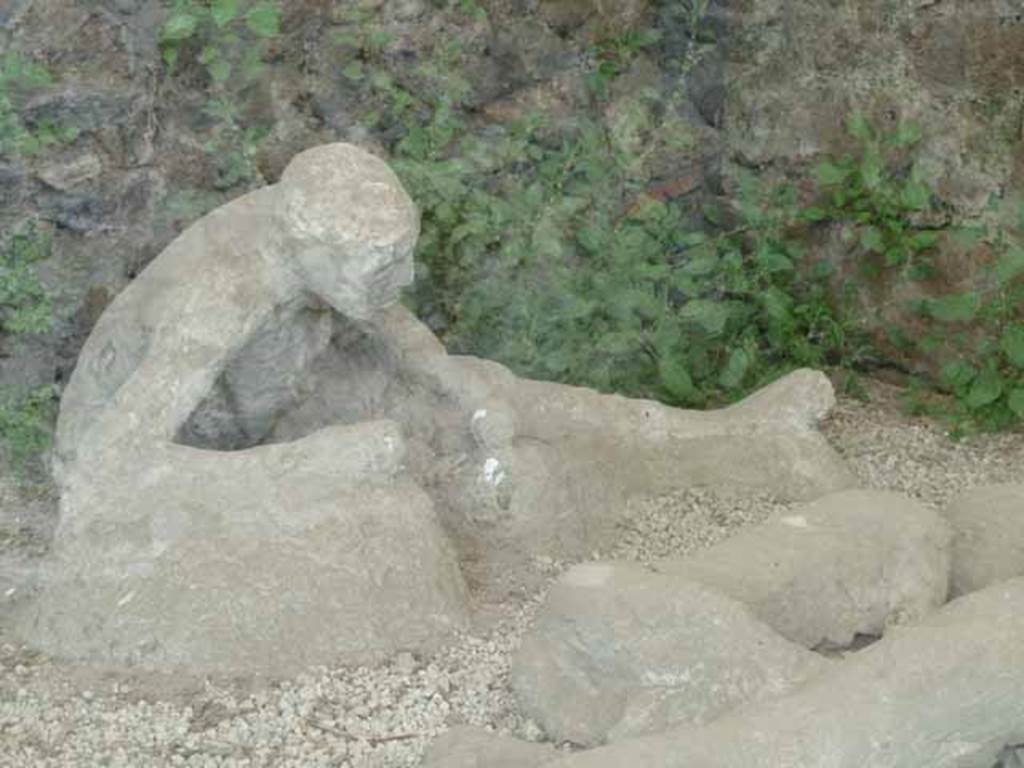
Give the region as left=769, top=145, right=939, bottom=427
left=1, top=0, right=1021, bottom=480
left=717, top=0, right=1024, bottom=369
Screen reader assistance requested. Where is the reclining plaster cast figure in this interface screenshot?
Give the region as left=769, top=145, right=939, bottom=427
left=14, top=143, right=855, bottom=680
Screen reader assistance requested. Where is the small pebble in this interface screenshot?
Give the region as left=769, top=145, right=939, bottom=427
left=0, top=379, right=1020, bottom=767
left=394, top=652, right=416, bottom=675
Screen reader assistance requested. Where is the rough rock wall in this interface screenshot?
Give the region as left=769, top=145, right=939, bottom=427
left=1, top=0, right=1020, bottom=478
left=717, top=0, right=1024, bottom=368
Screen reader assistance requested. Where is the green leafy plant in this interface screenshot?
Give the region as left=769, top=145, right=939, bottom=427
left=807, top=112, right=940, bottom=280
left=0, top=53, right=78, bottom=157
left=808, top=113, right=1023, bottom=434
left=331, top=6, right=395, bottom=82
left=329, top=11, right=1016, bottom=433
left=441, top=154, right=861, bottom=406
left=0, top=221, right=54, bottom=337
left=0, top=222, right=57, bottom=474
left=159, top=0, right=281, bottom=189
left=426, top=0, right=488, bottom=17
left=585, top=28, right=662, bottom=101
left=159, top=0, right=281, bottom=79
left=200, top=97, right=269, bottom=189
left=348, top=24, right=860, bottom=409
left=913, top=209, right=1024, bottom=434
left=452, top=0, right=488, bottom=21
left=680, top=0, right=712, bottom=39
left=0, top=385, right=58, bottom=475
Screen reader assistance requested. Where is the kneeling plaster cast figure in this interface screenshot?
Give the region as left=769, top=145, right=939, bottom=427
left=16, top=144, right=471, bottom=678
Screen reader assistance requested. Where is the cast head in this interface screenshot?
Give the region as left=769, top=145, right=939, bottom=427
left=276, top=143, right=420, bottom=320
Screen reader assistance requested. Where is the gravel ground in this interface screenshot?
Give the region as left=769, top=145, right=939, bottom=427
left=1, top=377, right=1022, bottom=767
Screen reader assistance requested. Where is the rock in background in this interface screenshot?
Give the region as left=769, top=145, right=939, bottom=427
left=716, top=0, right=1024, bottom=372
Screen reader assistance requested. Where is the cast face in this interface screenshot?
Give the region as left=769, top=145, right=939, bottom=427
left=293, top=240, right=415, bottom=320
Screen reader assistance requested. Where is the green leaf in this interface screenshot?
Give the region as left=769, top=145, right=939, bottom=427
left=966, top=368, right=1004, bottom=410
left=0, top=384, right=57, bottom=472
left=884, top=246, right=907, bottom=267
left=908, top=261, right=939, bottom=280
left=596, top=331, right=638, bottom=356
left=899, top=180, right=930, bottom=211
left=206, top=58, right=231, bottom=83
left=844, top=111, right=873, bottom=141
left=813, top=162, right=849, bottom=186
left=627, top=197, right=668, bottom=223
left=342, top=61, right=364, bottom=80
left=994, top=246, right=1024, bottom=284
left=811, top=259, right=834, bottom=279
left=4, top=301, right=52, bottom=335
left=760, top=286, right=793, bottom=322
left=680, top=299, right=731, bottom=335
left=859, top=150, right=883, bottom=189
left=367, top=29, right=394, bottom=52
left=671, top=274, right=699, bottom=298
left=677, top=232, right=708, bottom=247
left=1001, top=324, right=1024, bottom=369
left=658, top=356, right=697, bottom=401
left=703, top=204, right=723, bottom=226
left=531, top=216, right=567, bottom=260
left=240, top=47, right=266, bottom=79
left=937, top=361, right=971, bottom=394
left=634, top=28, right=662, bottom=47
left=0, top=54, right=53, bottom=88
left=908, top=231, right=939, bottom=252
left=246, top=2, right=280, bottom=37
left=890, top=120, right=923, bottom=148
left=620, top=287, right=662, bottom=320
left=332, top=29, right=361, bottom=48
left=1009, top=388, right=1024, bottom=418
left=161, top=11, right=199, bottom=41
left=755, top=245, right=793, bottom=273
left=13, top=132, right=42, bottom=157
left=860, top=225, right=884, bottom=253
left=927, top=293, right=980, bottom=324
left=211, top=0, right=240, bottom=27
left=800, top=206, right=829, bottom=222
left=577, top=222, right=610, bottom=255
left=719, top=347, right=751, bottom=390
left=680, top=245, right=718, bottom=276
left=557, top=195, right=590, bottom=217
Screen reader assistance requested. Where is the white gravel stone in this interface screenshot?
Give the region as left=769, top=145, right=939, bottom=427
left=0, top=377, right=1021, bottom=767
